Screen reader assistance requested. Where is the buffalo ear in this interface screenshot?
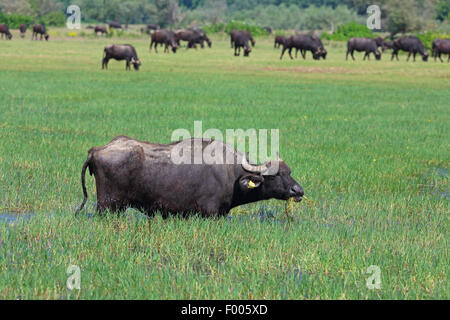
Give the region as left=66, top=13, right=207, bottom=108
left=239, top=175, right=264, bottom=191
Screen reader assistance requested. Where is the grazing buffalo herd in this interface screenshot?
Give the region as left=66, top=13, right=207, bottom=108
left=0, top=22, right=448, bottom=67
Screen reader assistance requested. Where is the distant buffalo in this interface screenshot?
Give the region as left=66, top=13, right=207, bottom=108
left=19, top=24, right=27, bottom=38
left=102, top=44, right=141, bottom=71
left=150, top=30, right=179, bottom=53
left=230, top=30, right=255, bottom=48
left=232, top=31, right=252, bottom=57
left=188, top=28, right=212, bottom=48
left=94, top=26, right=108, bottom=35
left=141, top=24, right=159, bottom=35
left=432, top=38, right=450, bottom=62
left=274, top=35, right=287, bottom=49
left=109, top=21, right=122, bottom=29
left=346, top=37, right=381, bottom=61
left=280, top=34, right=326, bottom=60
left=176, top=29, right=211, bottom=49
left=381, top=40, right=394, bottom=52
left=0, top=24, right=12, bottom=40
left=264, top=27, right=273, bottom=34
left=391, top=36, right=429, bottom=62
left=32, top=24, right=49, bottom=41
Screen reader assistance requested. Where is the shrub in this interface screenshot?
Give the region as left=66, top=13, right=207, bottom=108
left=203, top=21, right=269, bottom=36
left=0, top=14, right=33, bottom=29
left=415, top=31, right=450, bottom=49
left=320, top=22, right=375, bottom=41
left=39, top=11, right=66, bottom=27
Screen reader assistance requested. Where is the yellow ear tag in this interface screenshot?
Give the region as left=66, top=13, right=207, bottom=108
left=248, top=181, right=256, bottom=189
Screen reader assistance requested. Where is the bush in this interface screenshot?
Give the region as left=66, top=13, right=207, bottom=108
left=415, top=31, right=450, bottom=50
left=320, top=22, right=375, bottom=41
left=0, top=14, right=33, bottom=29
left=203, top=21, right=269, bottom=36
left=39, top=11, right=66, bottom=27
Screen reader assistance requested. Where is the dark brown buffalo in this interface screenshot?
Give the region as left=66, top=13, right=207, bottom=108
left=150, top=30, right=179, bottom=53
left=391, top=36, right=429, bottom=62
left=32, top=24, right=49, bottom=41
left=19, top=24, right=27, bottom=38
left=346, top=37, right=381, bottom=61
left=94, top=25, right=108, bottom=35
left=75, top=136, right=304, bottom=218
left=102, top=44, right=141, bottom=71
left=0, top=24, right=12, bottom=40
left=381, top=40, right=394, bottom=52
left=175, top=29, right=211, bottom=49
left=108, top=21, right=122, bottom=29
left=230, top=30, right=255, bottom=48
left=141, top=24, right=159, bottom=35
left=280, top=34, right=325, bottom=60
left=432, top=38, right=450, bottom=62
left=274, top=35, right=287, bottom=49
left=188, top=28, right=212, bottom=48
left=233, top=31, right=252, bottom=57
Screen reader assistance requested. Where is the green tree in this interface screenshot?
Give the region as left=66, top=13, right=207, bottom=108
left=435, top=0, right=450, bottom=21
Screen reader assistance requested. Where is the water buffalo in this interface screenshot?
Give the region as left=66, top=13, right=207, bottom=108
left=432, top=38, right=450, bottom=62
left=280, top=35, right=326, bottom=60
left=188, top=28, right=212, bottom=48
left=150, top=30, right=179, bottom=53
left=75, top=136, right=304, bottom=218
left=381, top=41, right=394, bottom=52
left=233, top=31, right=252, bottom=57
left=274, top=35, right=287, bottom=49
left=391, top=36, right=429, bottom=62
left=32, top=24, right=49, bottom=41
left=19, top=24, right=27, bottom=38
left=141, top=24, right=159, bottom=35
left=0, top=24, right=12, bottom=40
left=94, top=25, right=108, bottom=35
left=109, top=21, right=122, bottom=29
left=230, top=30, right=255, bottom=48
left=346, top=37, right=381, bottom=61
left=176, top=29, right=211, bottom=49
left=102, top=44, right=141, bottom=71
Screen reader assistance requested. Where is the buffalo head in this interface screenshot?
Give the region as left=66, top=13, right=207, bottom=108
left=45, top=34, right=49, bottom=41
left=375, top=50, right=381, bottom=60
left=131, top=57, right=141, bottom=70
left=244, top=46, right=252, bottom=57
left=422, top=52, right=429, bottom=62
left=240, top=157, right=304, bottom=202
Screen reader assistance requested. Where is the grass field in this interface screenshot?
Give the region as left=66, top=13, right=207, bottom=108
left=0, top=31, right=448, bottom=299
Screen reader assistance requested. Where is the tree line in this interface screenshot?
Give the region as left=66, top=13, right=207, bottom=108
left=0, top=0, right=448, bottom=35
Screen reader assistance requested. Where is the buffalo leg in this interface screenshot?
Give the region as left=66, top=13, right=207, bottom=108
left=102, top=57, right=109, bottom=70
left=413, top=52, right=417, bottom=62
left=288, top=48, right=294, bottom=60
left=351, top=50, right=355, bottom=61
left=406, top=52, right=411, bottom=61
left=301, top=50, right=306, bottom=60
left=280, top=47, right=287, bottom=60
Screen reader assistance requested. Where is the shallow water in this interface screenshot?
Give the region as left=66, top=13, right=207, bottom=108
left=0, top=212, right=35, bottom=225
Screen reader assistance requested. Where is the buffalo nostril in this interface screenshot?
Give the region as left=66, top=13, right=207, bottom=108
left=291, top=185, right=304, bottom=197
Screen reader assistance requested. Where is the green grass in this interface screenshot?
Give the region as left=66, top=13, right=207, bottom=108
left=0, top=34, right=448, bottom=299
